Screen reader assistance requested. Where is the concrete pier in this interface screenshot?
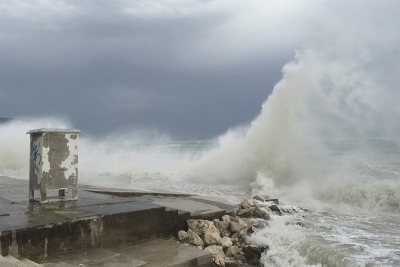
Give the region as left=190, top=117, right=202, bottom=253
left=0, top=176, right=236, bottom=266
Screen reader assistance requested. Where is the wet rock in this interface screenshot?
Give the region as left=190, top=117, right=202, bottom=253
left=247, top=199, right=257, bottom=207
left=253, top=207, right=271, bottom=220
left=237, top=218, right=249, bottom=229
left=229, top=221, right=242, bottom=233
left=234, top=254, right=247, bottom=265
left=177, top=230, right=188, bottom=243
left=239, top=229, right=248, bottom=239
left=260, top=245, right=269, bottom=254
left=230, top=232, right=241, bottom=241
left=203, top=228, right=221, bottom=246
left=230, top=237, right=239, bottom=246
left=247, top=258, right=262, bottom=267
left=268, top=204, right=282, bottom=215
left=214, top=219, right=231, bottom=237
left=205, top=245, right=225, bottom=266
left=221, top=215, right=232, bottom=222
left=252, top=195, right=265, bottom=202
left=239, top=217, right=252, bottom=226
left=187, top=229, right=204, bottom=248
left=265, top=198, right=279, bottom=204
left=187, top=219, right=217, bottom=237
left=253, top=220, right=269, bottom=229
left=224, top=258, right=239, bottom=267
left=225, top=245, right=240, bottom=257
left=240, top=199, right=252, bottom=209
left=237, top=208, right=252, bottom=218
left=247, top=226, right=258, bottom=235
left=219, top=237, right=233, bottom=249
left=243, top=245, right=262, bottom=262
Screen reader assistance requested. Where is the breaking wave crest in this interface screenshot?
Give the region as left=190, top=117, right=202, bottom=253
left=191, top=17, right=400, bottom=213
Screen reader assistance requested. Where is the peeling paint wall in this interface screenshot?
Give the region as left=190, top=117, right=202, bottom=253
left=28, top=129, right=80, bottom=202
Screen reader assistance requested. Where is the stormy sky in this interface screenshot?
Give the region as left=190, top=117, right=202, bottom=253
left=1, top=1, right=398, bottom=140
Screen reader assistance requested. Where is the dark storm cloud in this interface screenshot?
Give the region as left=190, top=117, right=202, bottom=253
left=0, top=0, right=318, bottom=139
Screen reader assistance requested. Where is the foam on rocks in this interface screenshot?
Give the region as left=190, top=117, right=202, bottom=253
left=176, top=196, right=286, bottom=267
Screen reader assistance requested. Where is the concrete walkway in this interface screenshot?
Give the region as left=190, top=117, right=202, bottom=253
left=0, top=176, right=236, bottom=266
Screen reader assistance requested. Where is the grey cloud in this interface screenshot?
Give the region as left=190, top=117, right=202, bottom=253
left=5, top=1, right=397, bottom=139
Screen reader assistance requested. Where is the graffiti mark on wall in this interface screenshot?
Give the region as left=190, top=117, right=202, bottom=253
left=32, top=141, right=41, bottom=176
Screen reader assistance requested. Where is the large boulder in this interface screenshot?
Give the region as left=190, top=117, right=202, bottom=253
left=203, top=228, right=221, bottom=246
left=225, top=245, right=240, bottom=257
left=240, top=199, right=252, bottom=209
left=229, top=221, right=242, bottom=233
left=237, top=218, right=249, bottom=229
left=221, top=215, right=232, bottom=222
left=218, top=237, right=232, bottom=249
left=247, top=226, right=258, bottom=235
left=224, top=258, right=239, bottom=267
left=252, top=195, right=265, bottom=202
left=269, top=204, right=282, bottom=215
left=187, top=229, right=204, bottom=248
left=253, top=207, right=271, bottom=220
left=177, top=230, right=188, bottom=243
left=237, top=208, right=252, bottom=218
left=242, top=244, right=262, bottom=262
left=187, top=219, right=218, bottom=237
left=213, top=219, right=231, bottom=237
left=205, top=245, right=225, bottom=266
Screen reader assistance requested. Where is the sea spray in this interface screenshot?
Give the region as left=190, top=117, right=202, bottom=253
left=0, top=117, right=72, bottom=177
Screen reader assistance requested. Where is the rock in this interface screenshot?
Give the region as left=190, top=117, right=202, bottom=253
left=269, top=204, right=282, bottom=215
left=253, top=220, right=269, bottom=229
left=205, top=245, right=225, bottom=266
left=225, top=245, right=240, bottom=257
left=230, top=232, right=241, bottom=241
left=229, top=221, right=242, bottom=233
left=219, top=237, right=232, bottom=249
left=177, top=230, right=188, bottom=243
left=224, top=258, right=239, bottom=267
left=234, top=254, right=247, bottom=265
left=214, top=220, right=231, bottom=237
left=187, top=229, right=204, bottom=248
left=248, top=258, right=262, bottom=267
left=221, top=215, right=232, bottom=222
left=240, top=199, right=252, bottom=209
left=247, top=199, right=257, bottom=207
left=237, top=208, right=252, bottom=218
left=265, top=198, right=279, bottom=204
left=260, top=245, right=269, bottom=254
left=243, top=245, right=262, bottom=262
left=255, top=202, right=271, bottom=210
left=237, top=218, right=249, bottom=229
left=253, top=207, right=271, bottom=220
left=239, top=229, right=248, bottom=239
left=253, top=195, right=264, bottom=202
left=230, top=238, right=239, bottom=246
left=203, top=228, right=221, bottom=246
left=187, top=219, right=218, bottom=237
left=247, top=226, right=258, bottom=235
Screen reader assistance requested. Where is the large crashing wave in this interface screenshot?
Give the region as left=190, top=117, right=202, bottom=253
left=193, top=21, right=400, bottom=213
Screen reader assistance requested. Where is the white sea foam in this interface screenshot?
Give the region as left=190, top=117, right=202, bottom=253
left=0, top=117, right=72, bottom=177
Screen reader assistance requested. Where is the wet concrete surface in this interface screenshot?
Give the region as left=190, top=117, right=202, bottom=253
left=38, top=239, right=213, bottom=267
left=0, top=176, right=236, bottom=261
left=0, top=176, right=236, bottom=232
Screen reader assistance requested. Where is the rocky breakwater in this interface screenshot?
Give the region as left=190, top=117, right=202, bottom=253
left=177, top=196, right=282, bottom=267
